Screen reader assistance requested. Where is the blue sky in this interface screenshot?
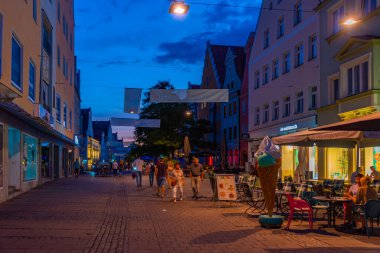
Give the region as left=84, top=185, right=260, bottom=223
left=74, top=0, right=261, bottom=141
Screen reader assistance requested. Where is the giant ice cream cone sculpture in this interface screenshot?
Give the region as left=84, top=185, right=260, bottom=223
left=257, top=159, right=281, bottom=217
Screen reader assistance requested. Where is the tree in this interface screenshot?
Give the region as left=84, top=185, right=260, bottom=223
left=134, top=81, right=213, bottom=157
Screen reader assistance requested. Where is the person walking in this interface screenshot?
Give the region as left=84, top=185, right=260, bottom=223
left=190, top=158, right=203, bottom=200
left=156, top=157, right=168, bottom=198
left=74, top=158, right=80, bottom=178
left=167, top=160, right=174, bottom=189
left=112, top=161, right=119, bottom=177
left=133, top=157, right=144, bottom=187
left=148, top=160, right=155, bottom=187
left=171, top=163, right=185, bottom=202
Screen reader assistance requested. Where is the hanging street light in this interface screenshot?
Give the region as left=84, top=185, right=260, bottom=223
left=343, top=18, right=359, bottom=26
left=169, top=1, right=190, bottom=15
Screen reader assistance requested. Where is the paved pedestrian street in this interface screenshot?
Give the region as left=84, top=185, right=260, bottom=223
left=0, top=176, right=379, bottom=253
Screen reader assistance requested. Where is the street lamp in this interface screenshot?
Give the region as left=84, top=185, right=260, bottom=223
left=185, top=110, right=192, bottom=117
left=342, top=18, right=359, bottom=26
left=169, top=0, right=190, bottom=15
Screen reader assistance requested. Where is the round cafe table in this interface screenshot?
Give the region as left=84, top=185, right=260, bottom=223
left=313, top=196, right=352, bottom=228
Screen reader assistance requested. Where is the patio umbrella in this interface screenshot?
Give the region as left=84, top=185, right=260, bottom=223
left=183, top=136, right=191, bottom=163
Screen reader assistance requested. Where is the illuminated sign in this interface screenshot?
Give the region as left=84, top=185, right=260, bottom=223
left=280, top=124, right=298, bottom=132
left=74, top=135, right=79, bottom=145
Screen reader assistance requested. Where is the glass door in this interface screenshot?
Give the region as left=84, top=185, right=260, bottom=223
left=8, top=127, right=21, bottom=190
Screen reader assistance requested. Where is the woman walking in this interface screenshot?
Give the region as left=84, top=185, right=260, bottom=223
left=171, top=163, right=185, bottom=203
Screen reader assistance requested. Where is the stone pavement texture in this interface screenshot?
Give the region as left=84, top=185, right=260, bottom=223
left=0, top=175, right=379, bottom=253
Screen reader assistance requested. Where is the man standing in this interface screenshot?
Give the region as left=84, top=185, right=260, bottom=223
left=74, top=158, right=80, bottom=178
left=133, top=157, right=144, bottom=187
left=370, top=166, right=380, bottom=183
left=156, top=157, right=168, bottom=198
left=112, top=160, right=119, bottom=177
left=190, top=158, right=203, bottom=200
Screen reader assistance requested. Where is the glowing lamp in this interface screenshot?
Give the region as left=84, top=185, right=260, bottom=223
left=169, top=1, right=189, bottom=15
left=343, top=18, right=359, bottom=26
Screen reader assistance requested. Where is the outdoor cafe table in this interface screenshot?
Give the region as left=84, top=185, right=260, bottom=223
left=275, top=190, right=297, bottom=215
left=313, top=196, right=352, bottom=228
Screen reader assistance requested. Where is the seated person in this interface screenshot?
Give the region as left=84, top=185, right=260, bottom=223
left=344, top=173, right=363, bottom=226
left=370, top=166, right=380, bottom=183
left=353, top=176, right=378, bottom=229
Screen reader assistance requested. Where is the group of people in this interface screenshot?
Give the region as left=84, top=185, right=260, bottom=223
left=350, top=165, right=380, bottom=184
left=132, top=157, right=204, bottom=202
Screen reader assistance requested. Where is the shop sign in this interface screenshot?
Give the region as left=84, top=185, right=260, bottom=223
left=280, top=124, right=298, bottom=132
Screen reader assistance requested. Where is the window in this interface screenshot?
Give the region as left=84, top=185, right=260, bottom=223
left=295, top=43, right=304, bottom=67
left=231, top=81, right=234, bottom=90
left=255, top=108, right=260, bottom=125
left=283, top=51, right=291, bottom=73
left=57, top=45, right=60, bottom=67
left=65, top=60, right=68, bottom=79
left=273, top=101, right=279, bottom=120
left=254, top=71, right=260, bottom=89
left=272, top=58, right=279, bottom=79
left=362, top=0, right=378, bottom=15
left=294, top=1, right=302, bottom=25
left=263, top=65, right=269, bottom=84
left=63, top=103, right=67, bottom=128
left=70, top=33, right=73, bottom=51
left=11, top=36, right=22, bottom=89
left=233, top=125, right=237, bottom=139
left=224, top=106, right=227, bottom=118
left=277, top=16, right=284, bottom=38
left=263, top=105, right=269, bottom=123
left=33, top=0, right=37, bottom=22
left=70, top=69, right=72, bottom=85
left=332, top=5, right=345, bottom=35
left=296, top=91, right=304, bottom=114
left=58, top=1, right=61, bottom=22
left=229, top=103, right=232, bottom=116
left=23, top=134, right=38, bottom=181
left=269, top=2, right=273, bottom=10
left=264, top=29, right=269, bottom=49
left=229, top=127, right=232, bottom=140
left=242, top=100, right=247, bottom=113
left=28, top=61, right=35, bottom=101
left=63, top=15, right=66, bottom=35
left=347, top=61, right=369, bottom=96
left=56, top=96, right=61, bottom=123
left=41, top=81, right=48, bottom=108
left=63, top=56, right=66, bottom=76
left=233, top=101, right=237, bottom=114
left=309, top=35, right=317, bottom=60
left=333, top=79, right=340, bottom=102
left=65, top=23, right=68, bottom=40
left=283, top=96, right=290, bottom=117
left=310, top=86, right=317, bottom=110
left=69, top=109, right=72, bottom=130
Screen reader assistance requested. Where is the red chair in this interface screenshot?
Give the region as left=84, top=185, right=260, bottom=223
left=286, top=193, right=313, bottom=229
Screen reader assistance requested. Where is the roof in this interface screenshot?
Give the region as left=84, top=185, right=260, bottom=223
left=80, top=108, right=91, bottom=135
left=231, top=46, right=246, bottom=80
left=0, top=102, right=74, bottom=145
left=209, top=44, right=230, bottom=86
left=92, top=120, right=111, bottom=141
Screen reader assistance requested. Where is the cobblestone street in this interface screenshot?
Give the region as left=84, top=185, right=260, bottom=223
left=0, top=175, right=379, bottom=253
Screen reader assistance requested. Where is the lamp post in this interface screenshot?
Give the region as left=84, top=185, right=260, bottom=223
left=169, top=0, right=190, bottom=15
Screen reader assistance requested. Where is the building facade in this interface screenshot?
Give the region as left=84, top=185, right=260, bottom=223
left=0, top=0, right=79, bottom=203
left=316, top=0, right=380, bottom=178
left=248, top=0, right=321, bottom=179
left=240, top=33, right=255, bottom=169
left=93, top=120, right=112, bottom=162
left=221, top=46, right=245, bottom=168
left=80, top=108, right=100, bottom=169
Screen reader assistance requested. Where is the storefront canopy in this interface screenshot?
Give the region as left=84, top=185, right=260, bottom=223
left=315, top=112, right=380, bottom=131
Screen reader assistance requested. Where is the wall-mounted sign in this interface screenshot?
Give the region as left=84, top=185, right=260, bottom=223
left=280, top=124, right=298, bottom=132
left=74, top=135, right=79, bottom=145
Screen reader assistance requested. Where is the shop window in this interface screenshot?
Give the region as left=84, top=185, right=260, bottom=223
left=281, top=146, right=296, bottom=179
left=23, top=134, right=38, bottom=181
left=326, top=148, right=352, bottom=180
left=0, top=124, right=3, bottom=188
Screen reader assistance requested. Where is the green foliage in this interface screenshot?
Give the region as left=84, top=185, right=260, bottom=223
left=134, top=81, right=213, bottom=157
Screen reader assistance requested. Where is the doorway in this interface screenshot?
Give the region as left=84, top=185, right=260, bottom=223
left=8, top=127, right=21, bottom=192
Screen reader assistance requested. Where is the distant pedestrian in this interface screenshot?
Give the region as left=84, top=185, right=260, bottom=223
left=133, top=157, right=144, bottom=187
left=156, top=157, right=168, bottom=198
left=190, top=158, right=204, bottom=200
left=148, top=160, right=155, bottom=187
left=171, top=163, right=185, bottom=202
left=74, top=158, right=80, bottom=178
left=112, top=161, right=119, bottom=176
left=167, top=160, right=174, bottom=189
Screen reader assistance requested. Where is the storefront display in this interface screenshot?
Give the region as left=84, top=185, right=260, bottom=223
left=326, top=148, right=353, bottom=180
left=23, top=134, right=38, bottom=181
left=280, top=146, right=318, bottom=180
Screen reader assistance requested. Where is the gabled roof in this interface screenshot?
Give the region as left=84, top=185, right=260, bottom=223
left=230, top=46, right=246, bottom=80
left=92, top=120, right=111, bottom=141
left=209, top=44, right=230, bottom=86
left=335, top=35, right=380, bottom=61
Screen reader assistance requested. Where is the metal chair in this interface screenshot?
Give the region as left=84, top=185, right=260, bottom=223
left=240, top=182, right=266, bottom=215
left=364, top=200, right=380, bottom=237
